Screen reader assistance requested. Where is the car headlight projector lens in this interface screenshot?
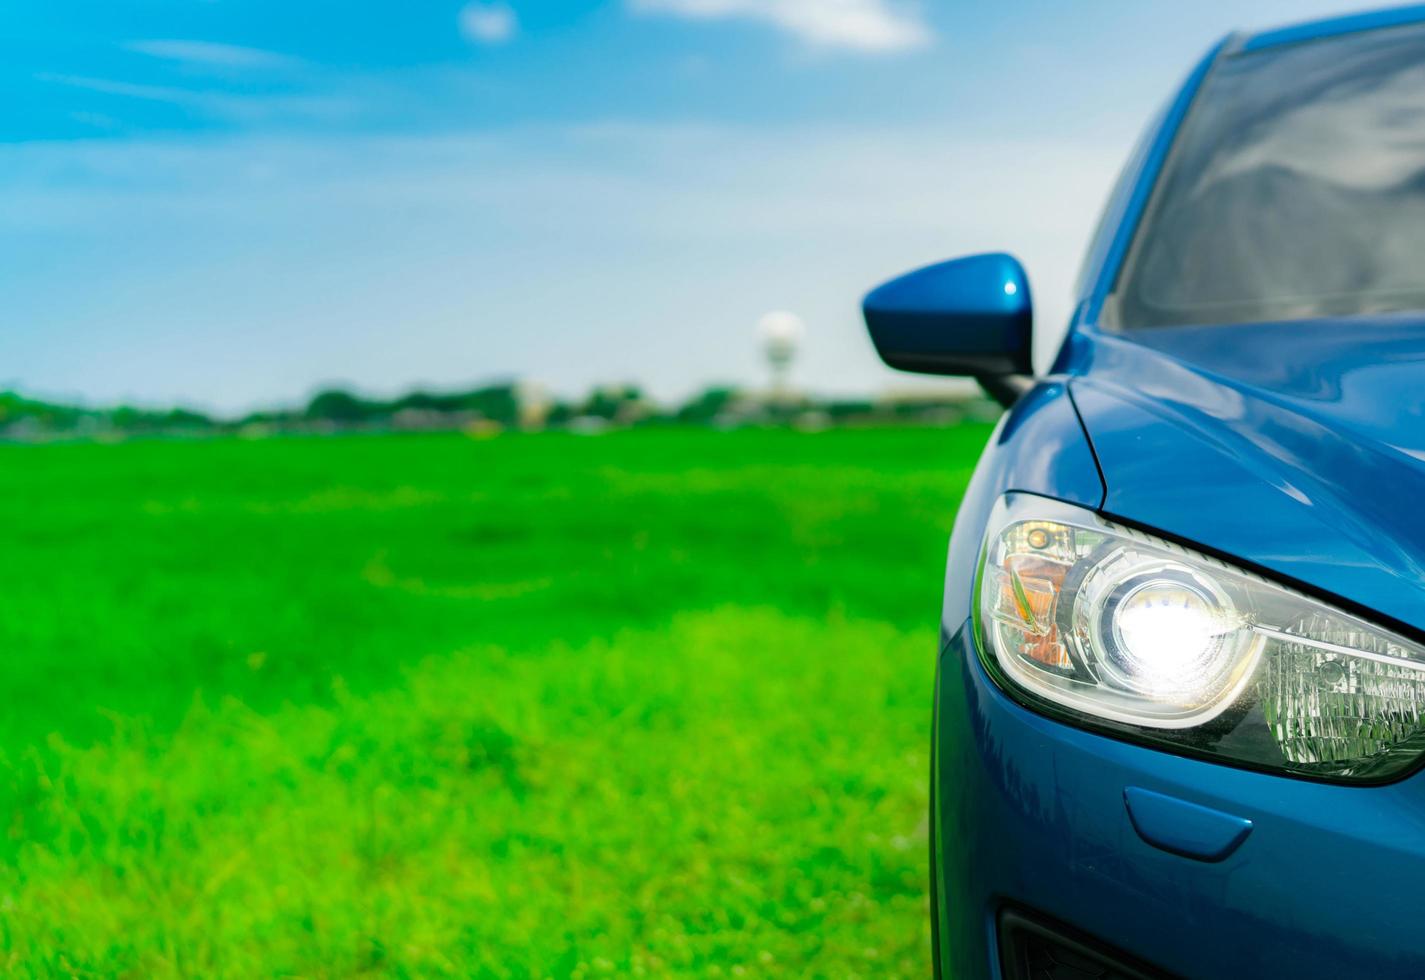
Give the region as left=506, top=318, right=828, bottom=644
left=977, top=495, right=1425, bottom=781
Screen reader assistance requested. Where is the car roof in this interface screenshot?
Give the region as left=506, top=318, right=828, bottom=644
left=1243, top=3, right=1425, bottom=52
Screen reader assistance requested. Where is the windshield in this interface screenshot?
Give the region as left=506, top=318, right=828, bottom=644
left=1109, top=22, right=1425, bottom=329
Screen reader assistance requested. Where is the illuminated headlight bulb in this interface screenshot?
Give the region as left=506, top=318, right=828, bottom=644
left=980, top=504, right=1425, bottom=774
left=1107, top=581, right=1228, bottom=698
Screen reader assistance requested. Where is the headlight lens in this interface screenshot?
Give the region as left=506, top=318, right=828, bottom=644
left=977, top=495, right=1425, bottom=781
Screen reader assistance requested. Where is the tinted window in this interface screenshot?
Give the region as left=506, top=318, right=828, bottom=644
left=1110, top=24, right=1425, bottom=329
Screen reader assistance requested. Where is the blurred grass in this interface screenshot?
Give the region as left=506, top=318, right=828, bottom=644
left=0, top=425, right=989, bottom=977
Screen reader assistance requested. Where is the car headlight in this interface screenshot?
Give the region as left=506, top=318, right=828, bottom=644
left=976, top=494, right=1425, bottom=782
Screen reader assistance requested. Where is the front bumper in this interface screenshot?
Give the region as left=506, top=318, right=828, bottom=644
left=936, top=617, right=1425, bottom=979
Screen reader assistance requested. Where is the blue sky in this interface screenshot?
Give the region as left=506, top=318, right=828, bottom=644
left=0, top=0, right=1381, bottom=413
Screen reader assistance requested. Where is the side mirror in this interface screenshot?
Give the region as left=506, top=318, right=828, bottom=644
left=862, top=252, right=1034, bottom=407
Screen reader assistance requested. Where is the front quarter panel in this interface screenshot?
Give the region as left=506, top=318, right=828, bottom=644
left=934, top=379, right=1103, bottom=977
left=941, top=378, right=1103, bottom=633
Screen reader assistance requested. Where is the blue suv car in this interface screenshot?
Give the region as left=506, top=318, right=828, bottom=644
left=864, top=7, right=1425, bottom=979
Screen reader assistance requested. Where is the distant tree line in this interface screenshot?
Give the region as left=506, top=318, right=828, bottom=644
left=0, top=380, right=998, bottom=442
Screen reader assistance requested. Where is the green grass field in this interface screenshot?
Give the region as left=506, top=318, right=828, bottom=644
left=0, top=425, right=990, bottom=977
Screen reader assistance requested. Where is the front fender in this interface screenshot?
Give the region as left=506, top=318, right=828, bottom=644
left=933, top=379, right=1103, bottom=978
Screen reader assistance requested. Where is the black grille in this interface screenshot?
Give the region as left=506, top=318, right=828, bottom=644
left=998, top=908, right=1170, bottom=980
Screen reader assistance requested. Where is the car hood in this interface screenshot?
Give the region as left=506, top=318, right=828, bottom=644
left=1070, top=316, right=1425, bottom=634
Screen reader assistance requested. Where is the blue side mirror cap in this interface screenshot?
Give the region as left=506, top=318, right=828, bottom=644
left=862, top=252, right=1034, bottom=383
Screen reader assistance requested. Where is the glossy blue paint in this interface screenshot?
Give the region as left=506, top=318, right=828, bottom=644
left=1122, top=786, right=1252, bottom=862
left=938, top=388, right=1103, bottom=620
left=862, top=253, right=1032, bottom=378
left=932, top=384, right=1103, bottom=975
left=1243, top=3, right=1425, bottom=51
left=877, top=7, right=1425, bottom=978
left=1072, top=323, right=1425, bottom=635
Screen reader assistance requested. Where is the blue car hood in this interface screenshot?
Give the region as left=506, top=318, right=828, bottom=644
left=1070, top=316, right=1425, bottom=635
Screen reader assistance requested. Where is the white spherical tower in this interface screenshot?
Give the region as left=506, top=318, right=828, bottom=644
left=757, top=311, right=805, bottom=404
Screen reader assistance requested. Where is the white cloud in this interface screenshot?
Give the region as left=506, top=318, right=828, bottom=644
left=460, top=3, right=519, bottom=45
left=35, top=72, right=361, bottom=125
left=125, top=39, right=301, bottom=70
left=629, top=0, right=931, bottom=53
